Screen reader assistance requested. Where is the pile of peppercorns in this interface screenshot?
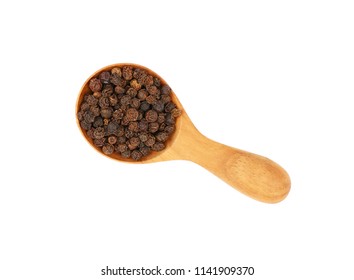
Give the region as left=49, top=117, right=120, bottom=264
left=77, top=65, right=181, bottom=161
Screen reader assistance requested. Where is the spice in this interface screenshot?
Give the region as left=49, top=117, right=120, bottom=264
left=89, top=78, right=102, bottom=92
left=78, top=65, right=181, bottom=160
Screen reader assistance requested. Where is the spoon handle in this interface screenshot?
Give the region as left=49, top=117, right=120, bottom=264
left=174, top=127, right=291, bottom=203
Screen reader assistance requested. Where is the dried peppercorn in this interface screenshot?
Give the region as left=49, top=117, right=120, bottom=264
left=125, top=129, right=135, bottom=139
left=140, top=101, right=150, bottom=111
left=164, top=125, right=175, bottom=135
left=131, top=150, right=142, bottom=161
left=86, top=94, right=98, bottom=106
left=153, top=77, right=161, bottom=87
left=130, top=79, right=142, bottom=90
left=90, top=105, right=100, bottom=117
left=121, top=150, right=131, bottom=158
left=122, top=66, right=133, bottom=80
left=93, top=127, right=105, bottom=139
left=137, top=89, right=148, bottom=100
left=156, top=132, right=169, bottom=142
left=160, top=94, right=171, bottom=104
left=153, top=100, right=164, bottom=112
left=93, top=116, right=104, bottom=128
left=99, top=71, right=111, bottom=84
left=128, top=137, right=140, bottom=150
left=145, top=94, right=157, bottom=104
left=138, top=132, right=148, bottom=142
left=165, top=113, right=175, bottom=125
left=107, top=121, right=118, bottom=135
left=128, top=121, right=139, bottom=132
left=148, top=122, right=159, bottom=133
left=78, top=64, right=181, bottom=160
left=126, top=87, right=137, bottom=98
left=77, top=111, right=84, bottom=121
left=164, top=102, right=176, bottom=112
left=125, top=108, right=139, bottom=122
left=161, top=84, right=171, bottom=95
left=80, top=120, right=91, bottom=130
left=143, top=75, right=154, bottom=86
left=83, top=111, right=95, bottom=123
left=114, top=85, right=125, bottom=94
left=159, top=122, right=166, bottom=132
left=144, top=134, right=156, bottom=147
left=130, top=98, right=140, bottom=109
left=87, top=128, right=94, bottom=139
left=133, top=68, right=143, bottom=79
left=102, top=84, right=113, bottom=96
left=116, top=126, right=125, bottom=137
left=81, top=102, right=90, bottom=111
left=111, top=67, right=122, bottom=77
left=102, top=144, right=114, bottom=155
left=145, top=110, right=158, bottom=122
left=93, top=91, right=102, bottom=99
left=89, top=78, right=102, bottom=92
left=138, top=119, right=148, bottom=131
left=109, top=94, right=118, bottom=106
left=171, top=108, right=182, bottom=118
left=110, top=73, right=121, bottom=86
left=120, top=95, right=131, bottom=106
left=121, top=116, right=130, bottom=126
left=140, top=146, right=151, bottom=157
left=115, top=143, right=126, bottom=153
left=113, top=109, right=124, bottom=120
left=101, top=108, right=113, bottom=119
left=94, top=138, right=105, bottom=147
left=146, top=85, right=158, bottom=95
left=108, top=135, right=117, bottom=145
left=157, top=113, right=166, bottom=124
left=152, top=142, right=165, bottom=151
left=117, top=136, right=126, bottom=144
left=99, top=96, right=110, bottom=108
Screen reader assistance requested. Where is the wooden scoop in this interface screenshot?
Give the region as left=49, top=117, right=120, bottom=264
left=76, top=63, right=291, bottom=203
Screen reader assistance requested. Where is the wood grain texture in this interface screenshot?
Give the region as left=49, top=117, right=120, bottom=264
left=77, top=63, right=291, bottom=203
left=146, top=112, right=291, bottom=203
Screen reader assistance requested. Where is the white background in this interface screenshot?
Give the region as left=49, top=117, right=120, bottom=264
left=1, top=1, right=353, bottom=279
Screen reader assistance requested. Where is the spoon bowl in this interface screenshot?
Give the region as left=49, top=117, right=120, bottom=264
left=76, top=63, right=291, bottom=203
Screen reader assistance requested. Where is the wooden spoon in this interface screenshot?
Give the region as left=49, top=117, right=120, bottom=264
left=76, top=63, right=291, bottom=203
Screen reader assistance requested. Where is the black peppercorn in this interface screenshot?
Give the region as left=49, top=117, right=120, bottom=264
left=99, top=96, right=110, bottom=108
left=93, top=116, right=104, bottom=128
left=101, top=108, right=113, bottom=119
left=86, top=94, right=98, bottom=106
left=108, top=135, right=117, bottom=145
left=145, top=110, right=158, bottom=122
left=83, top=111, right=95, bottom=123
left=140, top=101, right=150, bottom=112
left=111, top=67, right=122, bottom=77
left=94, top=138, right=105, bottom=147
left=78, top=65, right=181, bottom=160
left=131, top=150, right=142, bottom=161
left=148, top=122, right=159, bottom=133
left=90, top=105, right=100, bottom=117
left=102, top=144, right=114, bottom=155
left=126, top=87, right=137, bottom=98
left=102, top=84, right=113, bottom=96
left=152, top=142, right=165, bottom=151
left=122, top=66, right=133, bottom=80
left=89, top=78, right=102, bottom=92
left=140, top=145, right=151, bottom=157
left=116, top=143, right=128, bottom=153
left=99, top=71, right=111, bottom=84
left=161, top=84, right=171, bottom=95
left=93, top=127, right=105, bottom=139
